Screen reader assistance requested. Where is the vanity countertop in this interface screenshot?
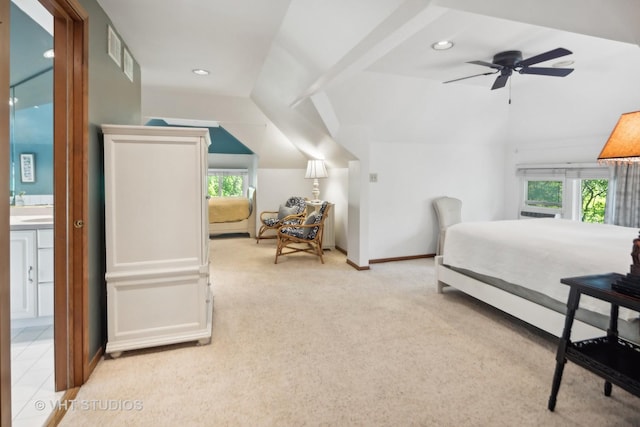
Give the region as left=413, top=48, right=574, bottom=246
left=10, top=206, right=54, bottom=230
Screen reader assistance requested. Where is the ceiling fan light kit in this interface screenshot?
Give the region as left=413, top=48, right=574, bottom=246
left=443, top=47, right=574, bottom=90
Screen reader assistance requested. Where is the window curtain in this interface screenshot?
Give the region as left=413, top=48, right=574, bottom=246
left=612, top=163, right=640, bottom=227
left=207, top=168, right=248, bottom=178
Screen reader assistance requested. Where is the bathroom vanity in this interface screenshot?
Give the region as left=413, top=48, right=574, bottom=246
left=10, top=206, right=54, bottom=322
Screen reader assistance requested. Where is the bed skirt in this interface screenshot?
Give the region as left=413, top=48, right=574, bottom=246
left=435, top=256, right=640, bottom=344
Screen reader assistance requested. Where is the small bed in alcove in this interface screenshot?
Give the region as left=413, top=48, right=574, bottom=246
left=208, top=186, right=256, bottom=238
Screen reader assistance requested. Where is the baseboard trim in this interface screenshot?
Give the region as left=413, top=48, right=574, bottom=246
left=44, top=387, right=80, bottom=426
left=370, top=253, right=434, bottom=264
left=342, top=248, right=434, bottom=270
left=346, top=258, right=370, bottom=271
left=86, top=345, right=104, bottom=381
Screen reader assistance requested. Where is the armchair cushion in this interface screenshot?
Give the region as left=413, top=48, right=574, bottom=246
left=262, top=217, right=280, bottom=227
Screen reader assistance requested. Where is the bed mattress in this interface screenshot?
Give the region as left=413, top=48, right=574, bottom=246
left=442, top=218, right=640, bottom=321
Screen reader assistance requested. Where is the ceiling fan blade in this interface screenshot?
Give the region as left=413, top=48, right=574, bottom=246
left=491, top=74, right=509, bottom=90
left=467, top=60, right=503, bottom=70
left=519, top=67, right=574, bottom=77
left=443, top=70, right=499, bottom=84
left=518, top=47, right=572, bottom=67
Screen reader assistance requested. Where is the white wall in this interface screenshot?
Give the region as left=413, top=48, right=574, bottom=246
left=256, top=169, right=309, bottom=218
left=368, top=142, right=506, bottom=260
left=322, top=167, right=348, bottom=250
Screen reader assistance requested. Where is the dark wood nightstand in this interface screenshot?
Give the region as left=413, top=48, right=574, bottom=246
left=548, top=273, right=640, bottom=411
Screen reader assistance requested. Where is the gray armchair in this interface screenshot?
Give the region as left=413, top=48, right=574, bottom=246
left=432, top=196, right=462, bottom=256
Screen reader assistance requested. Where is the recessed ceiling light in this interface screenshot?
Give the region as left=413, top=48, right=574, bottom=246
left=192, top=68, right=210, bottom=76
left=431, top=40, right=454, bottom=51
left=553, top=60, right=574, bottom=68
left=43, top=49, right=54, bottom=59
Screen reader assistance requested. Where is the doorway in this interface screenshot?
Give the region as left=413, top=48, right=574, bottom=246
left=9, top=1, right=58, bottom=423
left=1, top=0, right=88, bottom=424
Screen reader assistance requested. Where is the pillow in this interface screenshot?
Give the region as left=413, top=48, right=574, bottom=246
left=278, top=204, right=298, bottom=220
left=302, top=212, right=318, bottom=238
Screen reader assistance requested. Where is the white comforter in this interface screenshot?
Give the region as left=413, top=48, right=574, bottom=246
left=442, top=218, right=640, bottom=321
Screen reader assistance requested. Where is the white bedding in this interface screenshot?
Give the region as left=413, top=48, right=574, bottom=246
left=442, top=218, right=640, bottom=321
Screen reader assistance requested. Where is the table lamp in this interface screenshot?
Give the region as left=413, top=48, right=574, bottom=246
left=598, top=111, right=640, bottom=297
left=305, top=159, right=328, bottom=203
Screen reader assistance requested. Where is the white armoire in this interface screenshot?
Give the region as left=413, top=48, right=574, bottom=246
left=102, top=125, right=212, bottom=357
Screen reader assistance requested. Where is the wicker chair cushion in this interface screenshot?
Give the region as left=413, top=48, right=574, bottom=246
left=263, top=217, right=280, bottom=227
left=280, top=212, right=318, bottom=239
left=286, top=196, right=307, bottom=213
left=280, top=226, right=304, bottom=238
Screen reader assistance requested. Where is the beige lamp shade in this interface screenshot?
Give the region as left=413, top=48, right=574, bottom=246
left=598, top=111, right=640, bottom=163
left=305, top=159, right=328, bottom=179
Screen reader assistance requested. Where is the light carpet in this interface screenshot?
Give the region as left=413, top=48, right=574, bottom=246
left=59, top=237, right=640, bottom=426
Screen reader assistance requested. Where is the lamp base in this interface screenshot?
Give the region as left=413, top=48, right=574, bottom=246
left=311, top=178, right=321, bottom=202
left=612, top=269, right=640, bottom=298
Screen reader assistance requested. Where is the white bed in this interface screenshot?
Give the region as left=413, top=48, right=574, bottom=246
left=435, top=218, right=640, bottom=342
left=208, top=187, right=256, bottom=237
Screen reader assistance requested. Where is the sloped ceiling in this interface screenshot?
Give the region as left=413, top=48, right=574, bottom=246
left=96, top=0, right=640, bottom=167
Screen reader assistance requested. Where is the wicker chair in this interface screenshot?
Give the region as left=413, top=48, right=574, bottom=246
left=274, top=201, right=331, bottom=264
left=256, top=196, right=307, bottom=243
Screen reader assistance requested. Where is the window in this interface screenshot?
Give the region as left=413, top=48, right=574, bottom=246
left=580, top=179, right=608, bottom=223
left=207, top=169, right=248, bottom=197
left=526, top=180, right=563, bottom=209
left=518, top=164, right=612, bottom=223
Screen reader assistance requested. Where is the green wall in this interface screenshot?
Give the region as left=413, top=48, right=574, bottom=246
left=78, top=0, right=142, bottom=360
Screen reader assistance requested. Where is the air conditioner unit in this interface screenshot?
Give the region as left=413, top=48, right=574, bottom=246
left=519, top=210, right=561, bottom=219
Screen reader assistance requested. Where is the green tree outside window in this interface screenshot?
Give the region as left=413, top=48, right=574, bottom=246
left=581, top=179, right=608, bottom=223
left=527, top=180, right=563, bottom=208
left=208, top=175, right=244, bottom=197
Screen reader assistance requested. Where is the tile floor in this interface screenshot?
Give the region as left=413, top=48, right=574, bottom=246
left=11, top=322, right=63, bottom=427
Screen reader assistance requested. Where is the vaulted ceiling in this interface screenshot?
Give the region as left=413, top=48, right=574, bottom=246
left=96, top=0, right=640, bottom=168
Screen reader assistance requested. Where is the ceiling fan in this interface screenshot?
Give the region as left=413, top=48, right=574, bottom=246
left=443, top=47, right=574, bottom=90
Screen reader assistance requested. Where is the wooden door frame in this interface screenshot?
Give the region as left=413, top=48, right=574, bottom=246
left=39, top=0, right=88, bottom=390
left=0, top=0, right=87, bottom=423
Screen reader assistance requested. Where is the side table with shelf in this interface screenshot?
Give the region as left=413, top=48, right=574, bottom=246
left=548, top=273, right=640, bottom=411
